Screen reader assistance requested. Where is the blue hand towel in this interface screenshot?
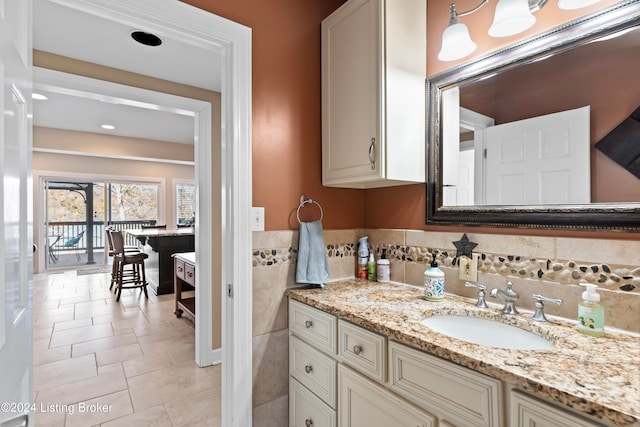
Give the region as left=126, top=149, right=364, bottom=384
left=296, top=220, right=330, bottom=286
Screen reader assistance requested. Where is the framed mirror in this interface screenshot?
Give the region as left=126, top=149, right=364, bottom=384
left=427, top=1, right=640, bottom=231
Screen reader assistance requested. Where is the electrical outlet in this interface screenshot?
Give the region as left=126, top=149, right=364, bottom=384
left=251, top=207, right=264, bottom=231
left=458, top=254, right=478, bottom=282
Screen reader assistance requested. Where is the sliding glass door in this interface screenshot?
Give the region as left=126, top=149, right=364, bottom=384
left=44, top=179, right=160, bottom=270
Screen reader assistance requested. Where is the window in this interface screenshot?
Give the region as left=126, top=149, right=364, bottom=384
left=176, top=183, right=196, bottom=226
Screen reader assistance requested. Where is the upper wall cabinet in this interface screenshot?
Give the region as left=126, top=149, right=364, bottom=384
left=321, top=0, right=426, bottom=188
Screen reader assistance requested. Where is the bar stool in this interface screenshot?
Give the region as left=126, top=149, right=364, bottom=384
left=110, top=230, right=149, bottom=302
left=105, top=226, right=140, bottom=291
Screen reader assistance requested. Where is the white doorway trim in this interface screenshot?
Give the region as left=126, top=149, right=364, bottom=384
left=40, top=1, right=253, bottom=426
left=459, top=107, right=494, bottom=205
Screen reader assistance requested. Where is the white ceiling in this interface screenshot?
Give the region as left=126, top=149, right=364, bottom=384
left=33, top=0, right=221, bottom=145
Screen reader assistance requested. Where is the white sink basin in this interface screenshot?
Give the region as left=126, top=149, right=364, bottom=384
left=420, top=315, right=553, bottom=350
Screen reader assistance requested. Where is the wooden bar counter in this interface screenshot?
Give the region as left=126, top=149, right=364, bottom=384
left=126, top=228, right=194, bottom=295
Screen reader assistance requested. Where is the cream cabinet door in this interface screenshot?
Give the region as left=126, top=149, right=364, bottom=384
left=322, top=0, right=380, bottom=186
left=321, top=0, right=426, bottom=188
left=338, top=365, right=436, bottom=427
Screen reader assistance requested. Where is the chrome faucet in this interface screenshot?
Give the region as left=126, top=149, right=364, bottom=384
left=489, top=281, right=519, bottom=315
left=464, top=282, right=488, bottom=308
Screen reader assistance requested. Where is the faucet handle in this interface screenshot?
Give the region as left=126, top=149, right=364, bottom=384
left=531, top=294, right=563, bottom=322
left=464, top=282, right=488, bottom=308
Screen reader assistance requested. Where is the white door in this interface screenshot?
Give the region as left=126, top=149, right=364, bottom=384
left=485, top=106, right=590, bottom=205
left=0, top=1, right=33, bottom=426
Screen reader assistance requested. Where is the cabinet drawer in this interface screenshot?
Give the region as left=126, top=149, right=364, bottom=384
left=175, top=259, right=185, bottom=280
left=289, top=299, right=337, bottom=354
left=290, top=335, right=337, bottom=408
left=290, top=377, right=336, bottom=427
left=510, top=390, right=603, bottom=427
left=338, top=320, right=387, bottom=383
left=183, top=262, right=195, bottom=286
left=389, top=341, right=503, bottom=427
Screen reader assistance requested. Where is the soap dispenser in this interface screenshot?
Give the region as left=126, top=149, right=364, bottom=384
left=424, top=253, right=445, bottom=301
left=578, top=284, right=604, bottom=337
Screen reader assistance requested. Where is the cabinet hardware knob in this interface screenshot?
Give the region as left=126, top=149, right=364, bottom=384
left=369, top=138, right=376, bottom=170
left=353, top=345, right=363, bottom=355
left=305, top=365, right=313, bottom=373
left=305, top=419, right=313, bottom=427
left=304, top=320, right=313, bottom=328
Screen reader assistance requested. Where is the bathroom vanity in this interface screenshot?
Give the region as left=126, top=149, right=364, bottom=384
left=286, top=280, right=639, bottom=427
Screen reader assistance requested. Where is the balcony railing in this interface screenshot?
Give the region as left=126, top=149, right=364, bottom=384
left=46, top=220, right=156, bottom=253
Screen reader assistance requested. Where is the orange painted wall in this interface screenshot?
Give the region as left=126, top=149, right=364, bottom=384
left=184, top=0, right=636, bottom=238
left=183, top=0, right=359, bottom=231
left=366, top=0, right=639, bottom=239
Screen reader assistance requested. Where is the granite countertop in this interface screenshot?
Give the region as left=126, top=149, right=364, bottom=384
left=285, top=279, right=640, bottom=427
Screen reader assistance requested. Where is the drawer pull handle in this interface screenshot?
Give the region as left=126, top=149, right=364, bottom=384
left=304, top=320, right=313, bottom=328
left=305, top=419, right=313, bottom=427
left=304, top=364, right=313, bottom=373
left=353, top=345, right=363, bottom=355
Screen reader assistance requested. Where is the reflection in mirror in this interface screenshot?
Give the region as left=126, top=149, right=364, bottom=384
left=441, top=25, right=640, bottom=207
left=427, top=1, right=640, bottom=230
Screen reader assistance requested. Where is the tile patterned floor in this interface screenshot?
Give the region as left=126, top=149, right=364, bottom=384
left=32, top=270, right=221, bottom=426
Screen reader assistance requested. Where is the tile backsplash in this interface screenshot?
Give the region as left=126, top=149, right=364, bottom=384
left=253, top=228, right=640, bottom=333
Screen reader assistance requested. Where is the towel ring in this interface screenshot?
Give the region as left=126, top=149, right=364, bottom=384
left=297, top=196, right=324, bottom=223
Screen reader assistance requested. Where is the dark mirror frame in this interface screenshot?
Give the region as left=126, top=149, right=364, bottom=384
left=426, top=0, right=640, bottom=231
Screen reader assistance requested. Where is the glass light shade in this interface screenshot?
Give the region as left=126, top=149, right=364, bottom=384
left=558, top=0, right=600, bottom=9
left=438, top=22, right=477, bottom=62
left=488, top=0, right=536, bottom=38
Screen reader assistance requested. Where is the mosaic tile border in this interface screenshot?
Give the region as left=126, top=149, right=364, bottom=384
left=253, top=243, right=639, bottom=293
left=377, top=244, right=639, bottom=293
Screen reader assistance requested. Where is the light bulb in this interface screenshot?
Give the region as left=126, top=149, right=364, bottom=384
left=489, top=0, right=536, bottom=38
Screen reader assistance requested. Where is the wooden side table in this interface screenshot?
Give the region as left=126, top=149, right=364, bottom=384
left=173, top=252, right=196, bottom=322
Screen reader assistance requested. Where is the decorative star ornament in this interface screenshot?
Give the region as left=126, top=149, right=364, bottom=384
left=453, top=234, right=478, bottom=259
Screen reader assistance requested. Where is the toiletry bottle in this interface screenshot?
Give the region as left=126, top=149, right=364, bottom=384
left=424, top=253, right=445, bottom=301
left=357, top=236, right=369, bottom=279
left=376, top=248, right=390, bottom=282
left=578, top=284, right=604, bottom=337
left=367, top=252, right=376, bottom=281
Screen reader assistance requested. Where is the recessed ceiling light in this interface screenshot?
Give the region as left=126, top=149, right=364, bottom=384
left=131, top=31, right=163, bottom=47
left=32, top=93, right=48, bottom=101
left=101, top=124, right=115, bottom=130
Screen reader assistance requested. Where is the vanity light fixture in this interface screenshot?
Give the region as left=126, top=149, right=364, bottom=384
left=438, top=0, right=601, bottom=62
left=101, top=124, right=115, bottom=130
